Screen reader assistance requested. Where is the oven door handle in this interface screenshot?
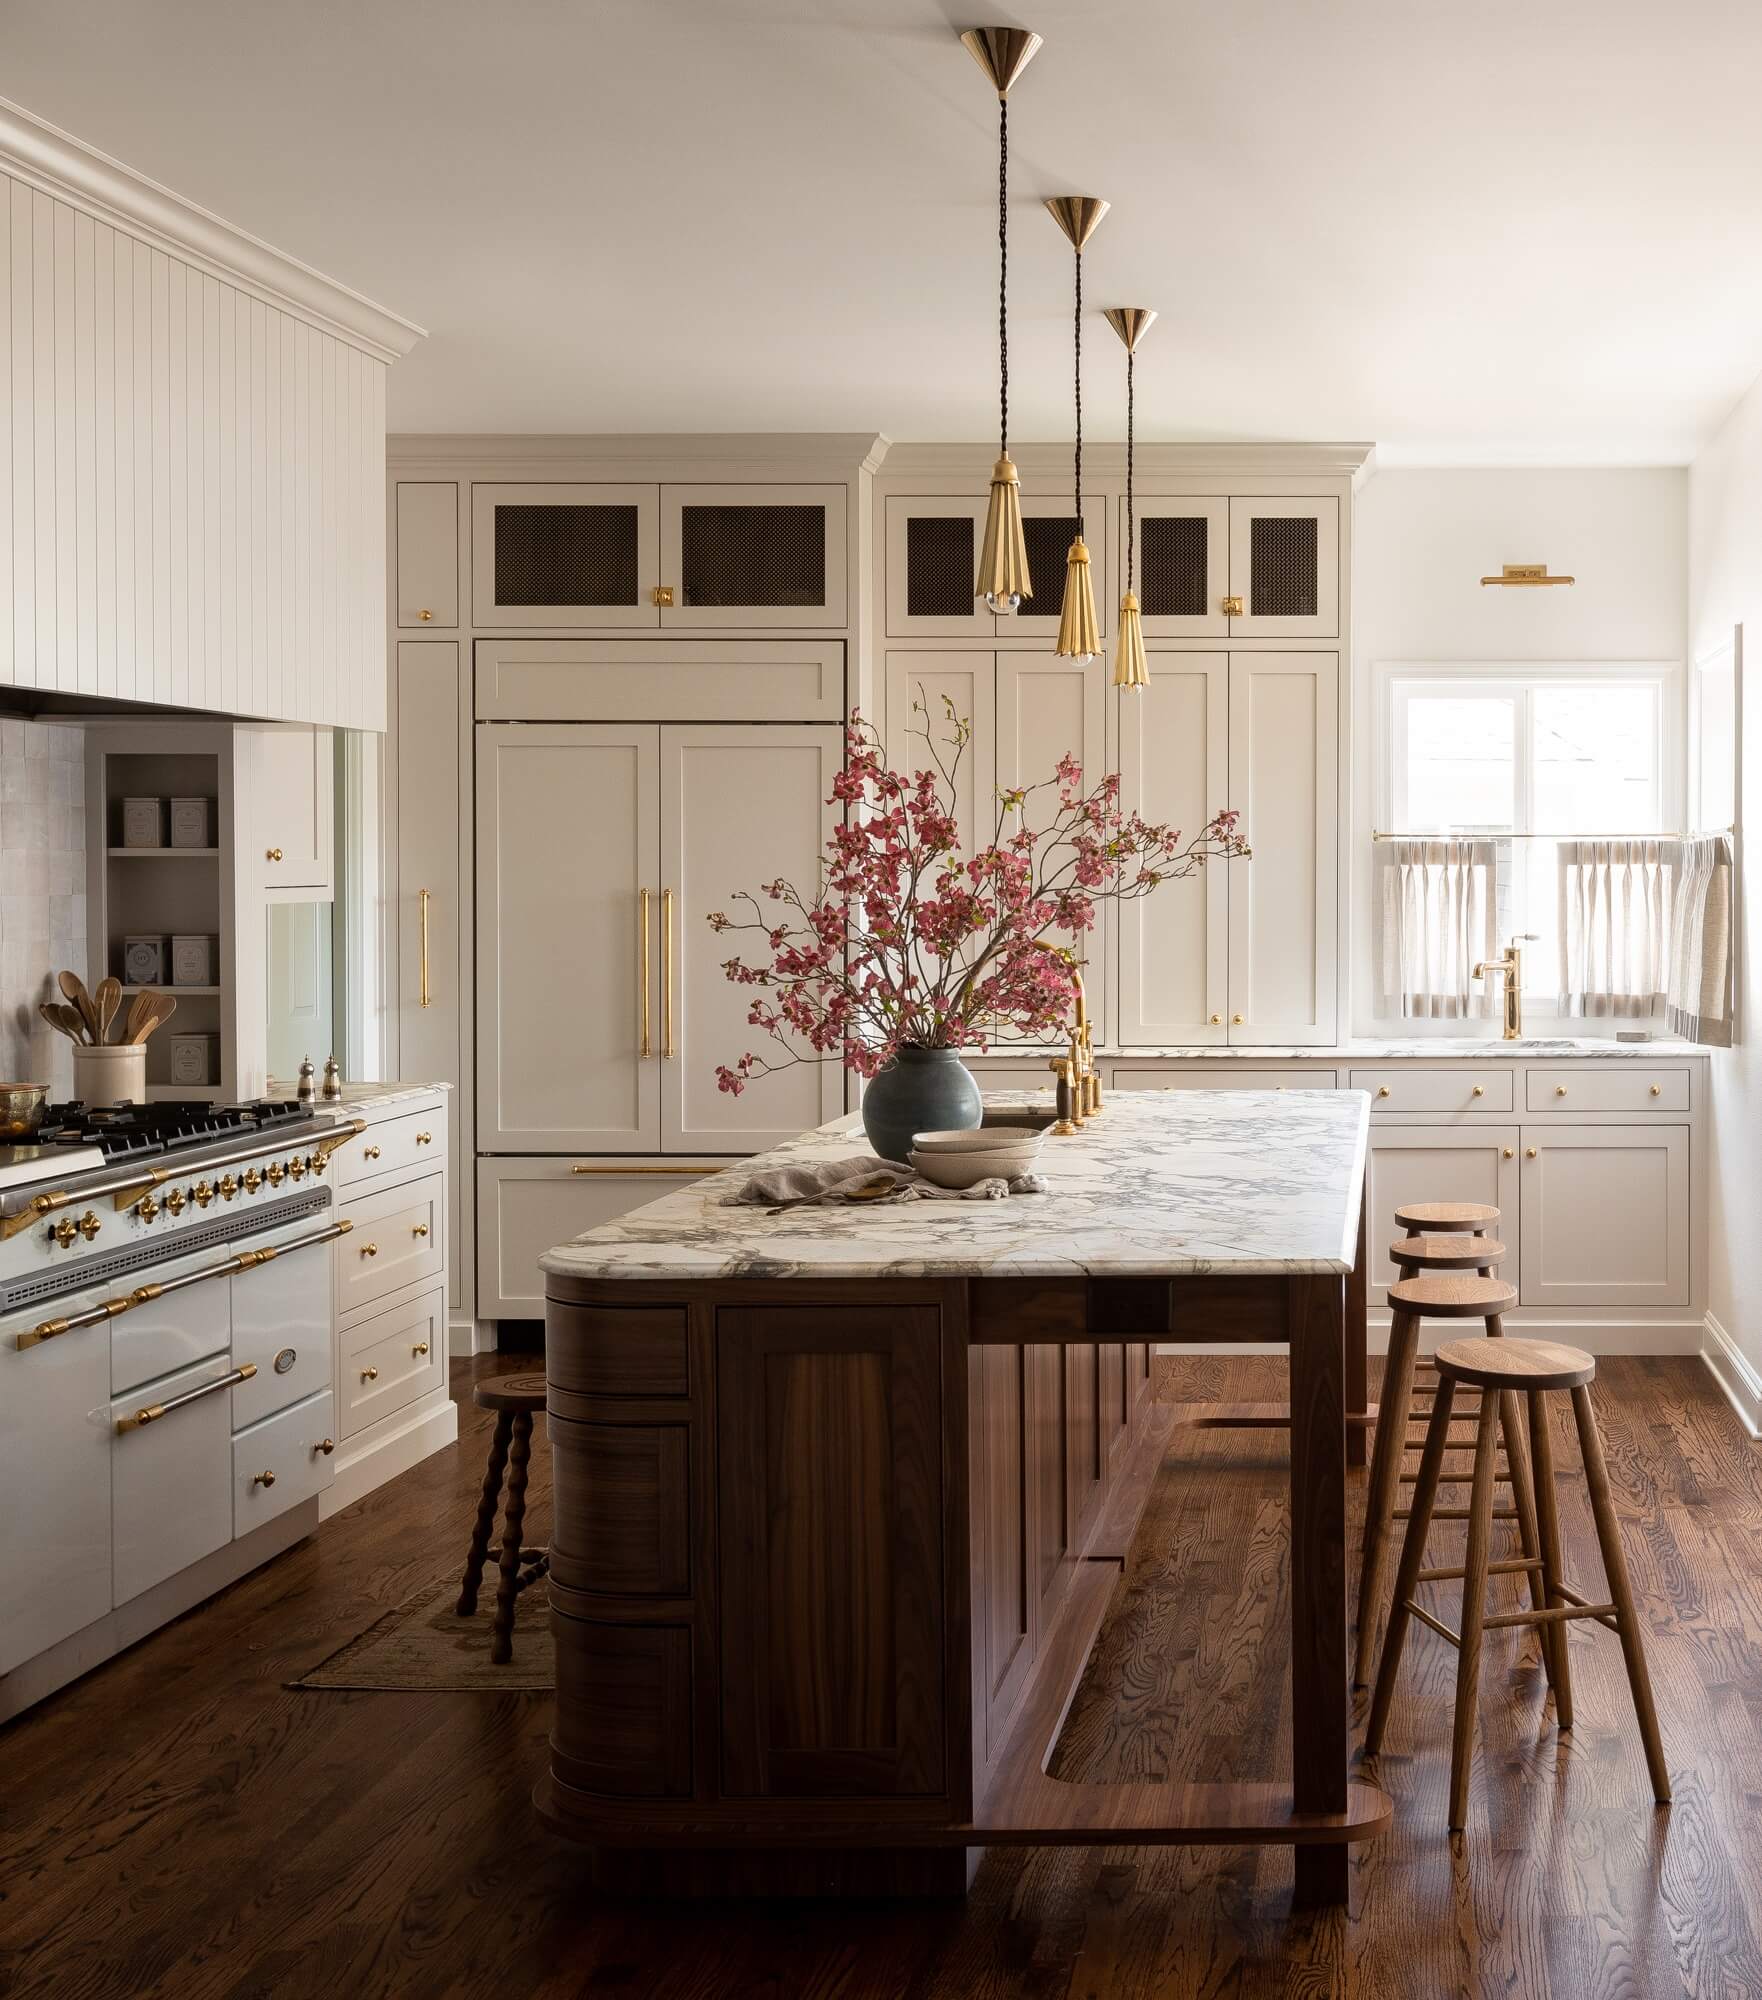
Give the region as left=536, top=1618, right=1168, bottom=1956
left=232, top=1219, right=354, bottom=1273
left=116, top=1363, right=258, bottom=1434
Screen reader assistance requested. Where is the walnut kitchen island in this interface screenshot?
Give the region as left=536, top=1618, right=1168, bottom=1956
left=536, top=1089, right=1390, bottom=1907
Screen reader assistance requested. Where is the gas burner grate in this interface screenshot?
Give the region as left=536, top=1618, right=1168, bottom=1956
left=35, top=1099, right=324, bottom=1161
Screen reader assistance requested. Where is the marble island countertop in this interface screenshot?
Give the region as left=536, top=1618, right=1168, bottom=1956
left=541, top=1089, right=1372, bottom=1285
left=975, top=1036, right=1703, bottom=1063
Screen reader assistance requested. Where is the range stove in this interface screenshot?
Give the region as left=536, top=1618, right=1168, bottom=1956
left=0, top=1099, right=367, bottom=1321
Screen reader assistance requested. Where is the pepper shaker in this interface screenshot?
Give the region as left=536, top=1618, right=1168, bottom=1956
left=321, top=1055, right=342, bottom=1100
left=296, top=1055, right=316, bottom=1106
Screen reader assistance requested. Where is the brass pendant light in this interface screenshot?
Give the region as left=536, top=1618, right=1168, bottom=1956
left=1104, top=307, right=1157, bottom=689
left=1046, top=196, right=1108, bottom=663
left=961, top=27, right=1042, bottom=613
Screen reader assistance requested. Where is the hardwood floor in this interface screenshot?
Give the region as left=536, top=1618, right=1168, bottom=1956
left=3, top=1350, right=1759, bottom=1998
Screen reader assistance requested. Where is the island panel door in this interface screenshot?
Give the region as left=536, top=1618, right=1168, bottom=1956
left=475, top=723, right=661, bottom=1151
left=1363, top=1126, right=1521, bottom=1307
left=659, top=723, right=846, bottom=1151
left=718, top=1306, right=946, bottom=1799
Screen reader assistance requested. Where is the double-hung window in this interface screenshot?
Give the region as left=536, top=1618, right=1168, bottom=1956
left=1383, top=665, right=1676, bottom=1011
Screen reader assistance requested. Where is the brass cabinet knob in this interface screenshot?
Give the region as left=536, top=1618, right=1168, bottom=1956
left=1555, top=1084, right=1567, bottom=1096
left=361, top=1242, right=379, bottom=1258
left=219, top=1175, right=238, bottom=1201
left=315, top=1437, right=335, bottom=1455
left=165, top=1186, right=187, bottom=1215
left=1650, top=1083, right=1662, bottom=1096
left=1503, top=1148, right=1516, bottom=1159
left=1472, top=1084, right=1485, bottom=1097
left=412, top=1223, right=429, bottom=1238
left=1209, top=1013, right=1222, bottom=1025
left=266, top=848, right=283, bottom=862
left=1526, top=1147, right=1538, bottom=1159
left=78, top=1210, right=101, bottom=1241
left=412, top=1341, right=430, bottom=1357
left=651, top=584, right=675, bottom=608
left=252, top=1470, right=276, bottom=1487
left=363, top=1144, right=381, bottom=1160
left=192, top=1181, right=214, bottom=1209
left=361, top=1366, right=379, bottom=1381
left=416, top=1131, right=433, bottom=1146
left=1222, top=594, right=1245, bottom=617
left=1377, top=1085, right=1391, bottom=1098
left=51, top=1217, right=77, bottom=1248
left=417, top=608, right=433, bottom=621
left=1232, top=1013, right=1245, bottom=1026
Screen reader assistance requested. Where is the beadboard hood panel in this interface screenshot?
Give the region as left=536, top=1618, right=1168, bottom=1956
left=0, top=98, right=424, bottom=731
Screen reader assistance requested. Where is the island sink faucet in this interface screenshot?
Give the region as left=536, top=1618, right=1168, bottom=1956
left=1474, top=933, right=1538, bottom=1040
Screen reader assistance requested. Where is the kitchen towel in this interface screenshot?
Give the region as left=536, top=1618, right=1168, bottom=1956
left=726, top=1154, right=1048, bottom=1208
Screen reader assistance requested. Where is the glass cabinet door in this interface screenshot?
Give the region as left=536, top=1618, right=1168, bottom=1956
left=471, top=484, right=660, bottom=628
left=659, top=484, right=846, bottom=628
left=1227, top=497, right=1339, bottom=638
left=1122, top=496, right=1230, bottom=637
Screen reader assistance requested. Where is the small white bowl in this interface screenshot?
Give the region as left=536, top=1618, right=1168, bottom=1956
left=910, top=1145, right=1037, bottom=1190
left=912, top=1126, right=1045, bottom=1157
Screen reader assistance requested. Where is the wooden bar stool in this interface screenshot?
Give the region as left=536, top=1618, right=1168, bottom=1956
left=1353, top=1260, right=1548, bottom=1688
left=456, top=1373, right=549, bottom=1664
left=1393, top=1199, right=1500, bottom=1278
left=1365, top=1336, right=1669, bottom=1828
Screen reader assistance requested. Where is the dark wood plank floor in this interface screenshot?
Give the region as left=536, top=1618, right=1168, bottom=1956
left=2, top=1351, right=1758, bottom=1999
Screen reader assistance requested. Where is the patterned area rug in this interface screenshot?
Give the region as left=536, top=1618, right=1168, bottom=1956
left=292, top=1571, right=554, bottom=1692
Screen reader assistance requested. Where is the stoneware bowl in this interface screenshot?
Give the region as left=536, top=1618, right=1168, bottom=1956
left=912, top=1126, right=1046, bottom=1156
left=910, top=1145, right=1038, bottom=1190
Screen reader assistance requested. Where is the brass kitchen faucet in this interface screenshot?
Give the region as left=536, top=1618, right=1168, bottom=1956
left=1474, top=933, right=1539, bottom=1040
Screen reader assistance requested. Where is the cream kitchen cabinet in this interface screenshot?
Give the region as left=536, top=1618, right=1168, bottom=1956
left=1118, top=653, right=1337, bottom=1048
left=471, top=482, right=846, bottom=630
left=1123, top=495, right=1337, bottom=640
left=1363, top=1124, right=1522, bottom=1307
left=242, top=724, right=333, bottom=900
left=883, top=491, right=1107, bottom=640
left=1518, top=1125, right=1689, bottom=1309
left=476, top=721, right=844, bottom=1157
left=396, top=482, right=459, bottom=628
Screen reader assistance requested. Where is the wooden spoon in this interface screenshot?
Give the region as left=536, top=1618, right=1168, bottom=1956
left=58, top=971, right=100, bottom=1044
left=94, top=976, right=122, bottom=1045
left=38, top=1000, right=86, bottom=1044
left=129, top=992, right=178, bottom=1044
left=123, top=990, right=155, bottom=1045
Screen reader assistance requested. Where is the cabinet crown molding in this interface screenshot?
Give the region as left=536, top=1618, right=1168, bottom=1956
left=387, top=432, right=891, bottom=477
left=0, top=94, right=426, bottom=363
left=878, top=440, right=1374, bottom=482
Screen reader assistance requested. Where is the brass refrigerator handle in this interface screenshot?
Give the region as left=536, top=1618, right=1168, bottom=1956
left=418, top=889, right=433, bottom=1009
left=661, top=887, right=676, bottom=1061
left=116, top=1362, right=258, bottom=1434
left=638, top=889, right=653, bottom=1059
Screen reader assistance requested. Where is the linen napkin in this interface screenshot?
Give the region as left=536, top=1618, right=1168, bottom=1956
left=725, top=1154, right=1047, bottom=1210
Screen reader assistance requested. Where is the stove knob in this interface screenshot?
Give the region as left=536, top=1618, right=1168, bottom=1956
left=265, top=1161, right=285, bottom=1187
left=219, top=1175, right=238, bottom=1202
left=192, top=1181, right=215, bottom=1209
left=288, top=1156, right=307, bottom=1182
left=135, top=1194, right=160, bottom=1223
left=165, top=1187, right=188, bottom=1216
left=78, top=1210, right=102, bottom=1242
left=309, top=1151, right=328, bottom=1176
left=50, top=1217, right=78, bottom=1249
left=242, top=1168, right=262, bottom=1194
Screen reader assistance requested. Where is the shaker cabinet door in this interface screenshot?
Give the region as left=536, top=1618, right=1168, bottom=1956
left=476, top=723, right=661, bottom=1151
left=1124, top=495, right=1230, bottom=637
left=1227, top=497, right=1339, bottom=638
left=659, top=484, right=846, bottom=628
left=1519, top=1125, right=1689, bottom=1308
left=1363, top=1126, right=1521, bottom=1307
left=243, top=721, right=334, bottom=899
left=395, top=482, right=458, bottom=629
left=472, top=483, right=660, bottom=628
left=658, top=723, right=846, bottom=1151
left=884, top=496, right=992, bottom=637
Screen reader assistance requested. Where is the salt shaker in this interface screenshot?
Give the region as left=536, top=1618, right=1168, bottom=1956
left=321, top=1055, right=342, bottom=1100
left=296, top=1055, right=316, bottom=1106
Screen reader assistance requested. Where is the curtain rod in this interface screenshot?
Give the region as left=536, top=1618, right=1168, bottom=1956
left=1372, top=828, right=1733, bottom=842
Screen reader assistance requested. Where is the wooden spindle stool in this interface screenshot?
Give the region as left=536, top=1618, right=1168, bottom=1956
left=1354, top=1258, right=1550, bottom=1687
left=1364, top=1336, right=1669, bottom=1829
left=456, top=1373, right=549, bottom=1664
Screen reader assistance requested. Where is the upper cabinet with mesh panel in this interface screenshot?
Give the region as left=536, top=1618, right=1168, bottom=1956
left=1123, top=495, right=1338, bottom=639
left=471, top=482, right=846, bottom=629
left=884, top=493, right=1106, bottom=639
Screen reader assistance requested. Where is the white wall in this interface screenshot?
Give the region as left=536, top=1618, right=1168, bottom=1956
left=1690, top=388, right=1762, bottom=1397
left=1352, top=468, right=1688, bottom=1031
left=0, top=718, right=87, bottom=1094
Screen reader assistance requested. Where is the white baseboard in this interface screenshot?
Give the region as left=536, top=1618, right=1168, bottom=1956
left=1701, top=1312, right=1762, bottom=1439
left=1158, top=1310, right=1707, bottom=1362
left=321, top=1394, right=459, bottom=1518
left=449, top=1313, right=495, bottom=1357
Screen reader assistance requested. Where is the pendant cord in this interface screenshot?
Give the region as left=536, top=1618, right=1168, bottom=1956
left=1073, top=245, right=1083, bottom=536
left=997, top=96, right=1009, bottom=457
left=1125, top=348, right=1135, bottom=592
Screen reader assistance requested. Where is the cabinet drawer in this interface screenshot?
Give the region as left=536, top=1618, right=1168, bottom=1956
left=1351, top=1068, right=1512, bottom=1114
left=1114, top=1068, right=1337, bottom=1092
left=1525, top=1067, right=1688, bottom=1113
left=233, top=1389, right=336, bottom=1534
left=550, top=1415, right=690, bottom=1595
left=341, top=1283, right=447, bottom=1438
left=336, top=1174, right=445, bottom=1318
left=337, top=1105, right=445, bottom=1189
left=549, top=1297, right=689, bottom=1399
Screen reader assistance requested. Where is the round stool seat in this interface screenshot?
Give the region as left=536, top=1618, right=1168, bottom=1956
left=1434, top=1335, right=1595, bottom=1393
left=1390, top=1232, right=1507, bottom=1270
left=1393, top=1199, right=1500, bottom=1233
left=472, top=1372, right=547, bottom=1414
left=1387, top=1273, right=1517, bottom=1318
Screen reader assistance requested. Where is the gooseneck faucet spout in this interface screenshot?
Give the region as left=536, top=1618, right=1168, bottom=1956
left=1474, top=933, right=1539, bottom=1040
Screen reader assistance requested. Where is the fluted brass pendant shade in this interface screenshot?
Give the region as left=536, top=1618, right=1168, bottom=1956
left=1107, top=306, right=1156, bottom=689
left=1047, top=193, right=1107, bottom=663
left=978, top=455, right=1032, bottom=611
left=1056, top=537, right=1101, bottom=661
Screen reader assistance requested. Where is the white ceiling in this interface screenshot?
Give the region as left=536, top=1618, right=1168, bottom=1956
left=6, top=0, right=1762, bottom=463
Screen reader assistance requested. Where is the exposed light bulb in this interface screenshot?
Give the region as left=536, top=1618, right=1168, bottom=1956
left=985, top=591, right=1023, bottom=615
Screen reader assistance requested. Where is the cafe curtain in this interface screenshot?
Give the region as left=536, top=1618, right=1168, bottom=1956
left=1556, top=839, right=1673, bottom=1018
left=1666, top=834, right=1734, bottom=1047
left=1379, top=839, right=1496, bottom=1019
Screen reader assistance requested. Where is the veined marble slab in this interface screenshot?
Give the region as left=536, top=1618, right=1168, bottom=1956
left=541, top=1089, right=1372, bottom=1284
left=269, top=1078, right=450, bottom=1115
left=975, top=1036, right=1703, bottom=1063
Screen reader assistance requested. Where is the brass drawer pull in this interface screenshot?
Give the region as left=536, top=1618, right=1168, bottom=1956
left=1232, top=1013, right=1244, bottom=1026
left=117, top=1362, right=257, bottom=1434
left=315, top=1437, right=335, bottom=1455
left=413, top=1342, right=430, bottom=1357
left=1555, top=1084, right=1567, bottom=1096
left=418, top=888, right=433, bottom=1008
left=252, top=1469, right=276, bottom=1488
left=1650, top=1083, right=1662, bottom=1096
left=361, top=1366, right=379, bottom=1382
left=412, top=1223, right=430, bottom=1238
left=1377, top=1085, right=1391, bottom=1098
left=416, top=1131, right=433, bottom=1145
left=1503, top=1148, right=1515, bottom=1159
left=361, top=1243, right=379, bottom=1258
left=363, top=1145, right=381, bottom=1160
left=266, top=847, right=283, bottom=862
left=1526, top=1147, right=1538, bottom=1159
left=1209, top=1013, right=1222, bottom=1025
left=418, top=608, right=433, bottom=621
left=1472, top=1084, right=1484, bottom=1097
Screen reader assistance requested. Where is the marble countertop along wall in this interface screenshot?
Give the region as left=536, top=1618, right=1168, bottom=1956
left=269, top=1079, right=450, bottom=1116
left=973, top=1037, right=1705, bottom=1063
left=542, top=1089, right=1372, bottom=1285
